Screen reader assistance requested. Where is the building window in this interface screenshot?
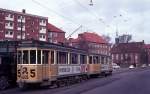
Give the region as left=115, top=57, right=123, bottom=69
left=31, top=30, right=34, bottom=32
left=10, top=22, right=13, bottom=26
left=116, top=54, right=119, bottom=60
left=18, top=16, right=21, bottom=19
left=121, top=54, right=123, bottom=60
left=53, top=33, right=58, bottom=37
left=32, top=21, right=34, bottom=25
left=10, top=14, right=13, bottom=18
left=5, top=30, right=13, bottom=35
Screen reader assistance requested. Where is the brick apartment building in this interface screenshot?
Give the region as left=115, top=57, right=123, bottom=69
left=111, top=41, right=148, bottom=67
left=144, top=44, right=150, bottom=65
left=47, top=23, right=65, bottom=44
left=68, top=32, right=111, bottom=64
left=0, top=8, right=49, bottom=41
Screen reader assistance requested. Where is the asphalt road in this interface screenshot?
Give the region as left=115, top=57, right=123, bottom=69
left=1, top=68, right=150, bottom=94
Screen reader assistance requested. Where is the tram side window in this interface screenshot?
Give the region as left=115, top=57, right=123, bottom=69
left=0, top=57, right=1, bottom=65
left=80, top=55, right=87, bottom=64
left=101, top=57, right=104, bottom=64
left=43, top=50, right=49, bottom=64
left=17, top=51, right=22, bottom=64
left=93, top=56, right=98, bottom=64
left=23, top=50, right=28, bottom=64
left=70, top=53, right=78, bottom=64
left=37, top=50, right=41, bottom=64
left=89, top=56, right=93, bottom=64
left=30, top=50, right=36, bottom=64
left=51, top=51, right=54, bottom=64
left=57, top=51, right=68, bottom=64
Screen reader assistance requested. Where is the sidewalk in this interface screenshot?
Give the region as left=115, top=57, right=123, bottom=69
left=113, top=66, right=150, bottom=74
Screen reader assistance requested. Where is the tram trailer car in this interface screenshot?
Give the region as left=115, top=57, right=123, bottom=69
left=0, top=41, right=18, bottom=90
left=17, top=40, right=112, bottom=88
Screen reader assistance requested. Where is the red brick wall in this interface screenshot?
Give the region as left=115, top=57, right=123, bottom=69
left=0, top=8, right=48, bottom=41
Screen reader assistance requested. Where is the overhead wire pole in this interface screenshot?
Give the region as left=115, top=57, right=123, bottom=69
left=66, top=25, right=82, bottom=39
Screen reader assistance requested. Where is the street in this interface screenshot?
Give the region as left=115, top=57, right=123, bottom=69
left=1, top=68, right=150, bottom=94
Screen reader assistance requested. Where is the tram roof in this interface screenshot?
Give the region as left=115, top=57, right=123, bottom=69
left=18, top=40, right=87, bottom=54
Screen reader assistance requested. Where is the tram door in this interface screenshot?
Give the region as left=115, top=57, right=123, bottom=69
left=42, top=50, right=49, bottom=81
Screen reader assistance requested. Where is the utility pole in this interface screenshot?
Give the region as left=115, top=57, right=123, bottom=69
left=66, top=25, right=82, bottom=39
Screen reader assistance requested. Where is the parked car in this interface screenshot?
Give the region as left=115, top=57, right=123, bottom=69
left=129, top=65, right=135, bottom=69
left=141, top=64, right=146, bottom=68
left=112, top=63, right=120, bottom=69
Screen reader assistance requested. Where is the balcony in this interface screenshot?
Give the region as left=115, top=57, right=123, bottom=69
left=17, top=26, right=25, bottom=31
left=39, top=34, right=46, bottom=41
left=39, top=20, right=46, bottom=26
left=39, top=28, right=46, bottom=34
left=5, top=14, right=14, bottom=21
left=17, top=18, right=25, bottom=23
left=5, top=25, right=13, bottom=29
left=5, top=17, right=14, bottom=21
left=17, top=35, right=25, bottom=39
left=39, top=37, right=46, bottom=41
left=5, top=34, right=13, bottom=38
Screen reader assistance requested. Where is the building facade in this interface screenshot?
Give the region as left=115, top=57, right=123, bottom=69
left=47, top=23, right=65, bottom=44
left=0, top=8, right=48, bottom=41
left=111, top=41, right=148, bottom=67
left=144, top=44, right=150, bottom=65
left=68, top=32, right=111, bottom=62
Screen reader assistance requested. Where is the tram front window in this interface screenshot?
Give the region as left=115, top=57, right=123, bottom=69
left=17, top=51, right=22, bottom=64
left=23, top=50, right=28, bottom=64
left=37, top=50, right=41, bottom=64
left=30, top=50, right=36, bottom=64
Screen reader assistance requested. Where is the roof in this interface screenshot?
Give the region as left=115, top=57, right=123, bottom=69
left=78, top=32, right=106, bottom=43
left=47, top=23, right=65, bottom=33
left=144, top=44, right=150, bottom=49
left=0, top=8, right=48, bottom=19
left=111, top=42, right=144, bottom=53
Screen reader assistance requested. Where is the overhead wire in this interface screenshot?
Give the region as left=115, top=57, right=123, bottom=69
left=73, top=0, right=99, bottom=20
left=31, top=0, right=80, bottom=26
left=31, top=0, right=97, bottom=37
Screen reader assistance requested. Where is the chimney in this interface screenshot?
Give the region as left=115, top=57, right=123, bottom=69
left=22, top=9, right=26, bottom=13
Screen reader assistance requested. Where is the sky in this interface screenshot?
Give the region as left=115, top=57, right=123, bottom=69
left=0, top=0, right=150, bottom=43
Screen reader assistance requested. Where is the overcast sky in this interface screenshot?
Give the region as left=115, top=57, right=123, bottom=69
left=1, top=0, right=150, bottom=43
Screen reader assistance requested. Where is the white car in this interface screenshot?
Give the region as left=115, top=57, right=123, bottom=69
left=141, top=64, right=146, bottom=68
left=112, top=63, right=120, bottom=69
left=129, top=65, right=135, bottom=69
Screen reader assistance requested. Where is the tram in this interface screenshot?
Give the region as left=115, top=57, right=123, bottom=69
left=17, top=40, right=112, bottom=88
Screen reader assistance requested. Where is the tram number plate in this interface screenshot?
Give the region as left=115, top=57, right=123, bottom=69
left=17, top=67, right=36, bottom=79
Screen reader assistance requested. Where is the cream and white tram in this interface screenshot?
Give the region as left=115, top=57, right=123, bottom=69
left=17, top=40, right=112, bottom=88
